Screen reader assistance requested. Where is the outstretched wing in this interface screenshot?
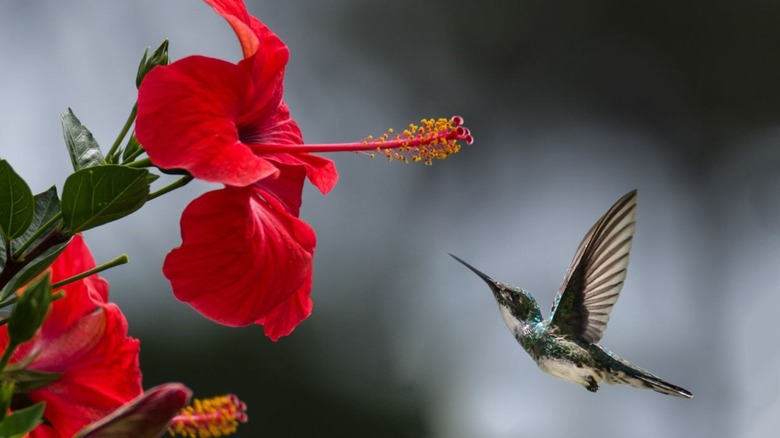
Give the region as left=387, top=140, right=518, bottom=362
left=549, top=190, right=638, bottom=344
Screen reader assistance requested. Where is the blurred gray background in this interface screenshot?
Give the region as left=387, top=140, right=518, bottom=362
left=1, top=1, right=779, bottom=437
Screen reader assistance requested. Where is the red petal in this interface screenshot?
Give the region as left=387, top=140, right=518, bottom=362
left=238, top=99, right=302, bottom=146
left=28, top=304, right=140, bottom=437
left=203, top=0, right=289, bottom=66
left=137, top=56, right=281, bottom=187
left=254, top=279, right=313, bottom=341
left=254, top=163, right=305, bottom=216
left=40, top=235, right=109, bottom=334
left=264, top=151, right=339, bottom=196
left=203, top=0, right=292, bottom=153
left=28, top=304, right=141, bottom=437
left=203, top=0, right=259, bottom=58
left=49, top=235, right=107, bottom=303
left=164, top=186, right=316, bottom=334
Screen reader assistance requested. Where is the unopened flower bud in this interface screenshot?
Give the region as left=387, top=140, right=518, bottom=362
left=75, top=383, right=191, bottom=438
left=136, top=39, right=170, bottom=88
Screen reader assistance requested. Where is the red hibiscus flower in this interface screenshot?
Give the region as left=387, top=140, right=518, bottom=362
left=136, top=0, right=472, bottom=340
left=0, top=235, right=142, bottom=438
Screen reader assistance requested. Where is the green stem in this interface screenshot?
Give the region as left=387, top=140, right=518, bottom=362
left=123, top=143, right=146, bottom=163
left=15, top=212, right=62, bottom=261
left=126, top=157, right=153, bottom=168
left=107, top=103, right=138, bottom=162
left=50, top=254, right=129, bottom=289
left=148, top=175, right=194, bottom=202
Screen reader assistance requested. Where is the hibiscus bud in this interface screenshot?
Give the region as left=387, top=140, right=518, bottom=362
left=8, top=274, right=52, bottom=345
left=136, top=39, right=170, bottom=88
left=75, top=383, right=191, bottom=438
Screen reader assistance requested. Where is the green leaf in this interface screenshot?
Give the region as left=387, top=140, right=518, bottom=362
left=61, top=108, right=104, bottom=171
left=0, top=238, right=69, bottom=301
left=0, top=186, right=66, bottom=300
left=8, top=273, right=51, bottom=345
left=0, top=402, right=45, bottom=438
left=146, top=172, right=160, bottom=185
left=0, top=160, right=34, bottom=240
left=11, top=186, right=61, bottom=255
left=61, top=165, right=151, bottom=233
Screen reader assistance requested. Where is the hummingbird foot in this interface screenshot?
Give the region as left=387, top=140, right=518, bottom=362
left=585, top=376, right=599, bottom=393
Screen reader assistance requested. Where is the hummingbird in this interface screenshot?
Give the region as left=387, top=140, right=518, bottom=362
left=451, top=190, right=692, bottom=398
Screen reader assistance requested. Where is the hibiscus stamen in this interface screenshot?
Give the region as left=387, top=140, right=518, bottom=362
left=168, top=394, right=247, bottom=437
left=249, top=116, right=473, bottom=165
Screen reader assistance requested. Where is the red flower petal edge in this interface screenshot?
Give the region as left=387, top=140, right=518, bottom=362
left=163, top=185, right=316, bottom=339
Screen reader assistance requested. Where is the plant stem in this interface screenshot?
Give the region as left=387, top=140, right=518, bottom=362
left=50, top=255, right=129, bottom=289
left=123, top=144, right=146, bottom=163
left=15, top=212, right=62, bottom=261
left=147, top=175, right=194, bottom=202
left=107, top=103, right=138, bottom=162
left=126, top=157, right=152, bottom=168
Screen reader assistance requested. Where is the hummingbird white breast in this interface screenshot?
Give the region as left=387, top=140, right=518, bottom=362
left=536, top=356, right=605, bottom=388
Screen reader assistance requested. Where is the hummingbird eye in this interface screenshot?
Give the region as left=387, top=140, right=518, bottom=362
left=501, top=289, right=520, bottom=304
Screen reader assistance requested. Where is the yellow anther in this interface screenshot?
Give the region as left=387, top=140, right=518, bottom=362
left=168, top=394, right=247, bottom=438
left=354, top=116, right=471, bottom=165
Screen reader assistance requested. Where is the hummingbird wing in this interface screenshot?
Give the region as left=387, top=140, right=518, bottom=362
left=549, top=190, right=638, bottom=344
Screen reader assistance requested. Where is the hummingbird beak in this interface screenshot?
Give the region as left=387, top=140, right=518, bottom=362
left=449, top=254, right=501, bottom=292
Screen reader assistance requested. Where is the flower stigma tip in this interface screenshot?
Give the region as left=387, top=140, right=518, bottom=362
left=364, top=116, right=473, bottom=165
left=168, top=394, right=247, bottom=437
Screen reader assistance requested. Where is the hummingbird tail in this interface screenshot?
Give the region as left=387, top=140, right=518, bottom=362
left=598, top=347, right=693, bottom=398
left=614, top=370, right=693, bottom=399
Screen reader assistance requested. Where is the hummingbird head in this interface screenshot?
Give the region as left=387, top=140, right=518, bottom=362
left=449, top=254, right=542, bottom=326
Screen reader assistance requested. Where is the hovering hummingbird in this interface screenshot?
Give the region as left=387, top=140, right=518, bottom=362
left=451, top=190, right=692, bottom=398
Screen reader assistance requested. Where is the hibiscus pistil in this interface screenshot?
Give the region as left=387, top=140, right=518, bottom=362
left=248, top=116, right=473, bottom=165
left=168, top=394, right=247, bottom=437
